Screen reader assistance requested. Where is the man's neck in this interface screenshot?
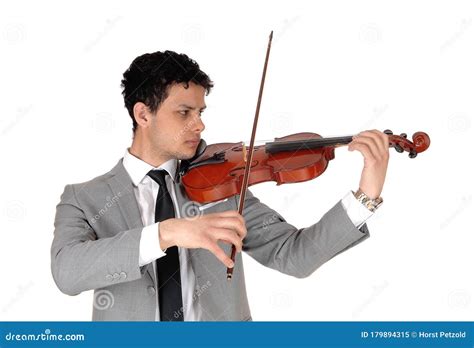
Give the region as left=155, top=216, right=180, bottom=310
left=129, top=139, right=170, bottom=168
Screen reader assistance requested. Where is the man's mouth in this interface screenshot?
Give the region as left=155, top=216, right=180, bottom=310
left=185, top=139, right=200, bottom=146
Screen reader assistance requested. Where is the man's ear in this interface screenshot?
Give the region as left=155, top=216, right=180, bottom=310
left=133, top=102, right=150, bottom=129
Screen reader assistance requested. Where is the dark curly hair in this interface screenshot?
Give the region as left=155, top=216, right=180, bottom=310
left=121, top=50, right=214, bottom=133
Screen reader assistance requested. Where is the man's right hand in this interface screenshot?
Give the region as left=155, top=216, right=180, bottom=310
left=158, top=210, right=247, bottom=268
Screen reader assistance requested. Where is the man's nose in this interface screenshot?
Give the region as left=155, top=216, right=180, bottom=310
left=194, top=115, right=205, bottom=133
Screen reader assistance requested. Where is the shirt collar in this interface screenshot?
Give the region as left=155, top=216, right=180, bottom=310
left=123, top=148, right=177, bottom=186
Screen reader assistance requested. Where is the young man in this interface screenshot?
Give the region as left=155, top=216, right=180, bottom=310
left=51, top=50, right=389, bottom=321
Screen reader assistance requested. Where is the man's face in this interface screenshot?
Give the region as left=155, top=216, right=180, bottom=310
left=146, top=82, right=206, bottom=161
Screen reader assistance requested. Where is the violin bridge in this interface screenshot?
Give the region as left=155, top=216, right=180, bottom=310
left=242, top=142, right=247, bottom=163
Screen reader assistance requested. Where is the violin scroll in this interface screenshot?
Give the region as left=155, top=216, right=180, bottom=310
left=383, top=129, right=431, bottom=159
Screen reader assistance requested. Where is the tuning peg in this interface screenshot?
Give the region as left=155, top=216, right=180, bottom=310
left=409, top=150, right=418, bottom=159
left=384, top=129, right=393, bottom=135
left=400, top=133, right=407, bottom=138
left=395, top=144, right=404, bottom=153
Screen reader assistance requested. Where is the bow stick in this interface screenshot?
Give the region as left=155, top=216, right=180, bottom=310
left=227, top=30, right=273, bottom=280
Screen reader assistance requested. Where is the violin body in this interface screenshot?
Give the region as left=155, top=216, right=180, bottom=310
left=181, top=133, right=335, bottom=203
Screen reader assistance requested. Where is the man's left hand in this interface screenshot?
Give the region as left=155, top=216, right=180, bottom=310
left=348, top=130, right=390, bottom=199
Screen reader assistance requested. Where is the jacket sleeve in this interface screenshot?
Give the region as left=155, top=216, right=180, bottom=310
left=240, top=189, right=370, bottom=278
left=51, top=184, right=144, bottom=296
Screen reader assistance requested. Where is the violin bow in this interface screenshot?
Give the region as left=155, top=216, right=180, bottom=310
left=227, top=30, right=273, bottom=280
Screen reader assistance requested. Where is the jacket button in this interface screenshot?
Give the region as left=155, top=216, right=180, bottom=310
left=147, top=286, right=156, bottom=296
left=105, top=274, right=113, bottom=281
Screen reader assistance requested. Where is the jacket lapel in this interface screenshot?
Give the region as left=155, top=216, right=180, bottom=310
left=106, top=159, right=156, bottom=284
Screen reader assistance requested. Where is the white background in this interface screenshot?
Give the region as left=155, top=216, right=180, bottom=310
left=0, top=0, right=472, bottom=321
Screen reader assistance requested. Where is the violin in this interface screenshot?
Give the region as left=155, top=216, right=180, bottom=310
left=179, top=130, right=430, bottom=204
left=178, top=31, right=431, bottom=280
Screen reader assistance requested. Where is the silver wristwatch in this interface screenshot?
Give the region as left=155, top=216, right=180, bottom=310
left=352, top=189, right=383, bottom=212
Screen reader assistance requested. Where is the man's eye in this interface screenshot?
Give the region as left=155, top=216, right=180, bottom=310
left=179, top=110, right=189, bottom=116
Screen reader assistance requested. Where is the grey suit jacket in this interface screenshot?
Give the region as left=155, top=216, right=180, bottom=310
left=51, top=158, right=370, bottom=321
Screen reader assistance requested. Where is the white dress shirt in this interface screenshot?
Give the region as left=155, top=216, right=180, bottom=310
left=123, top=149, right=199, bottom=321
left=123, top=148, right=374, bottom=321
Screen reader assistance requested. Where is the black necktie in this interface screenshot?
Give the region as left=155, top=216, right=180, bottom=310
left=147, top=169, right=184, bottom=321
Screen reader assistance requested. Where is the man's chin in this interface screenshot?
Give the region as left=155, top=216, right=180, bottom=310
left=176, top=149, right=197, bottom=160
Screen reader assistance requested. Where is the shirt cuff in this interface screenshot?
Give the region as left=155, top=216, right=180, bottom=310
left=340, top=191, right=374, bottom=229
left=138, top=222, right=167, bottom=267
